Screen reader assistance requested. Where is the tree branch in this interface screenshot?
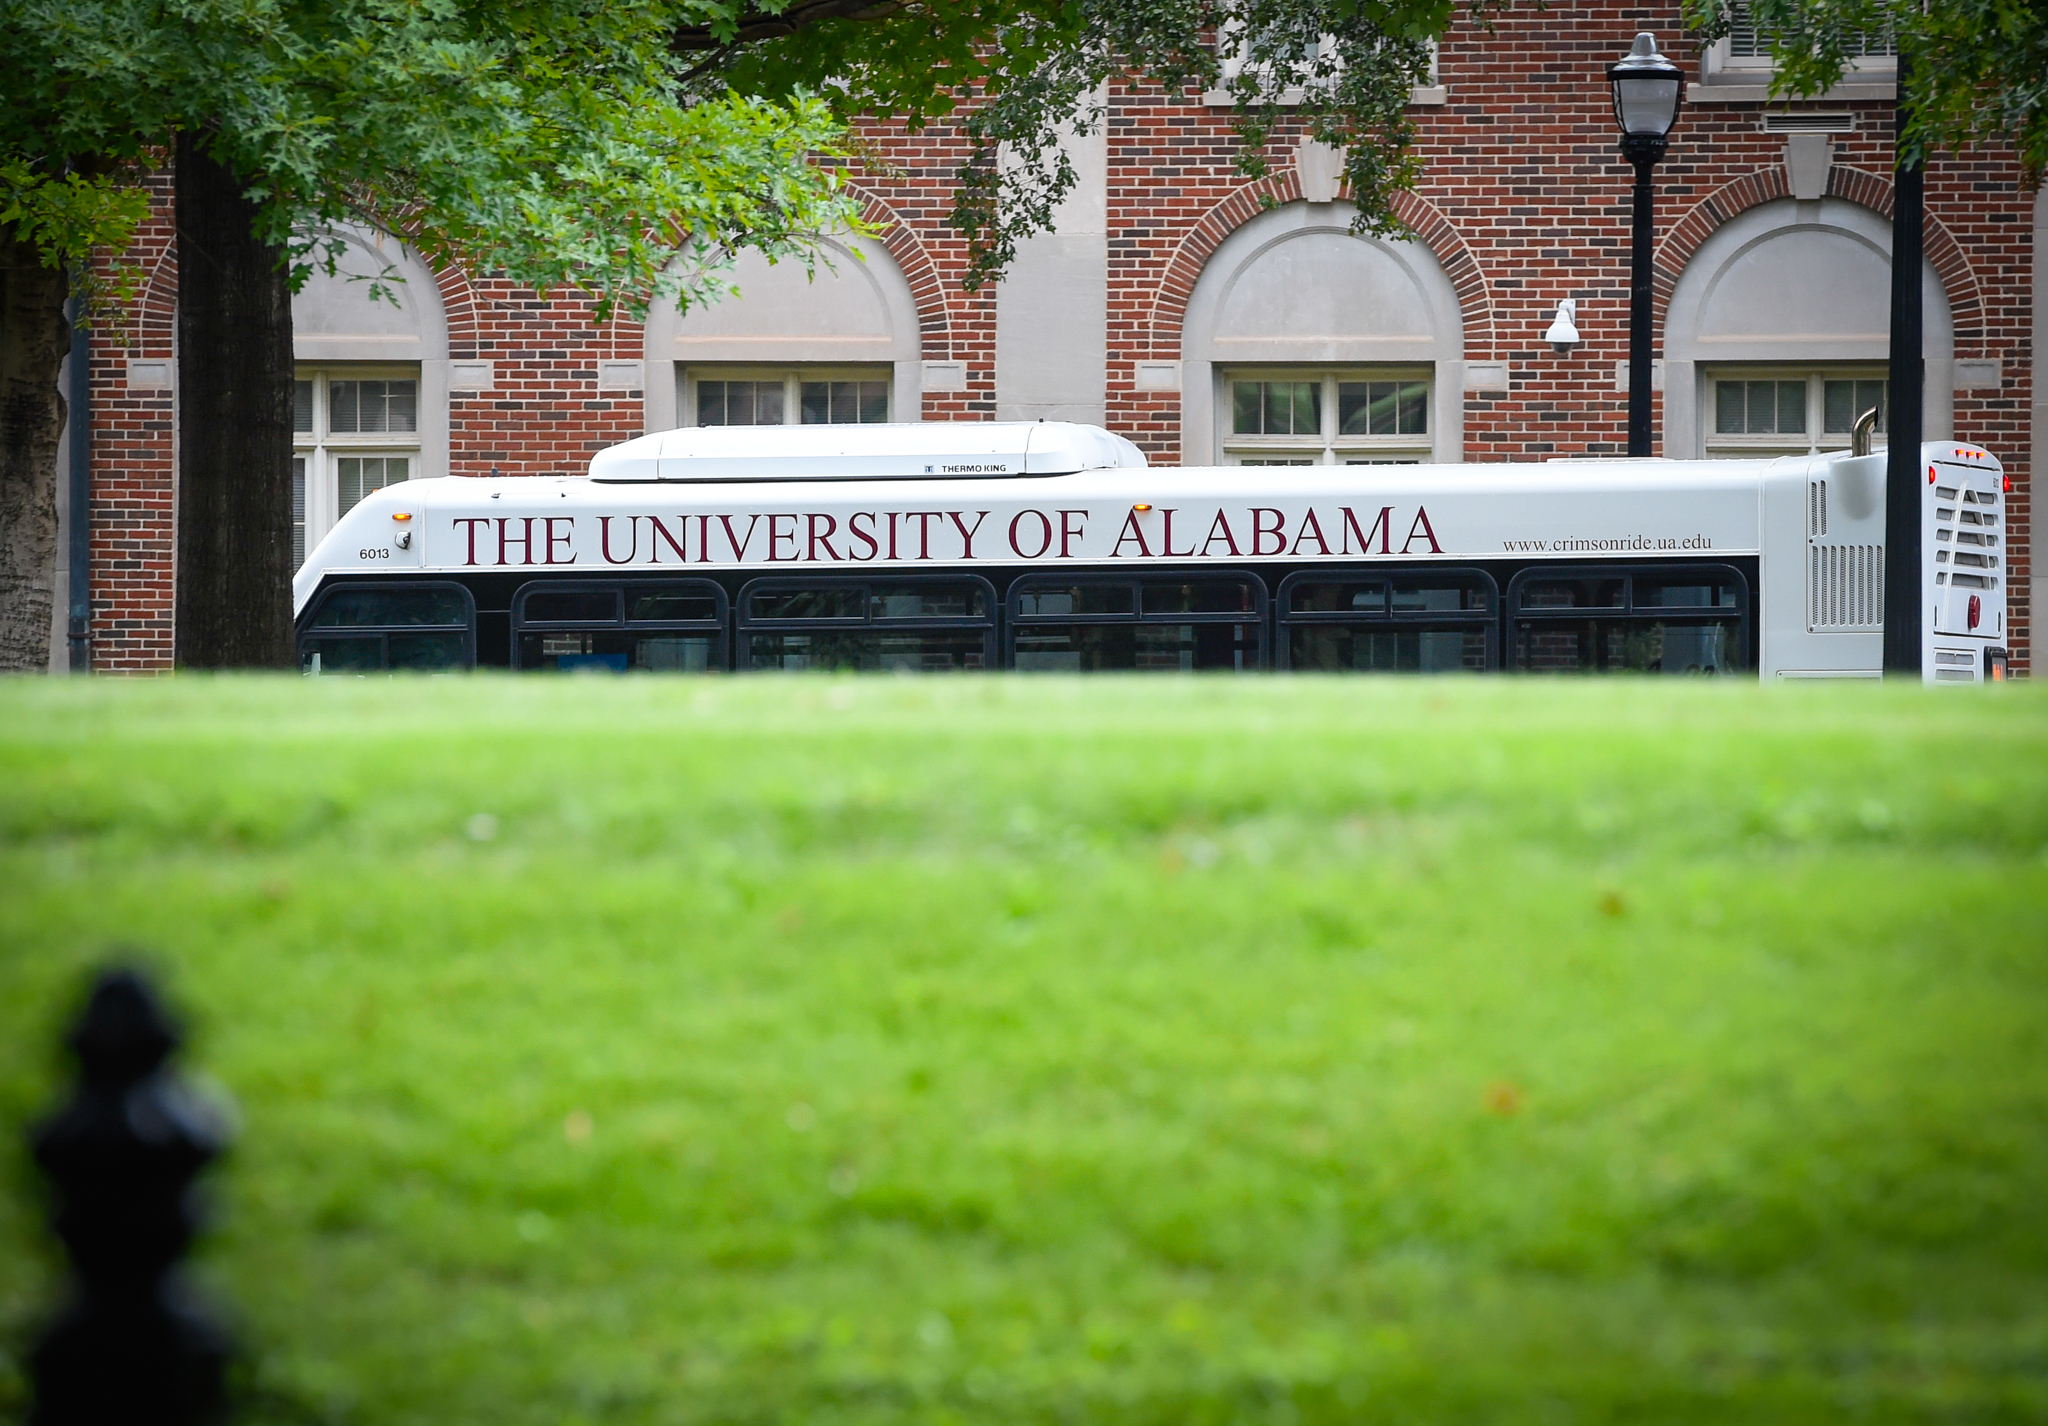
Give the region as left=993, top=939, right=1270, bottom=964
left=672, top=0, right=912, bottom=55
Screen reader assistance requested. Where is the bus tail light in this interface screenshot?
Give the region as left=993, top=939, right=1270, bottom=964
left=1968, top=594, right=1981, bottom=630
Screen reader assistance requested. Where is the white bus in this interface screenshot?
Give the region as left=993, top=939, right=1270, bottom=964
left=292, top=421, right=2010, bottom=682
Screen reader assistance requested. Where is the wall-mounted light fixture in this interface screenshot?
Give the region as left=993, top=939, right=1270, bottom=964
left=1544, top=299, right=1581, bottom=355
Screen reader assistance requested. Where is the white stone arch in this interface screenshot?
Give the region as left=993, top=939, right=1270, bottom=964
left=1180, top=200, right=1465, bottom=465
left=291, top=225, right=452, bottom=477
left=642, top=233, right=922, bottom=431
left=1664, top=197, right=1954, bottom=457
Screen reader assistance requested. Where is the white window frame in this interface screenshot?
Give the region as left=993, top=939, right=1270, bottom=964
left=1219, top=367, right=1435, bottom=465
left=1701, top=365, right=1890, bottom=458
left=293, top=364, right=422, bottom=567
left=679, top=365, right=896, bottom=428
left=1699, top=1, right=1895, bottom=85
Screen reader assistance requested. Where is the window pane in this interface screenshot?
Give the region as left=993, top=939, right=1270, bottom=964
left=871, top=583, right=988, bottom=619
left=311, top=586, right=468, bottom=628
left=1236, top=456, right=1318, bottom=466
left=1636, top=577, right=1742, bottom=609
left=748, top=586, right=866, bottom=620
left=520, top=630, right=720, bottom=672
left=329, top=380, right=416, bottom=434
left=1245, top=380, right=1318, bottom=436
left=1776, top=380, right=1806, bottom=434
left=294, top=380, right=313, bottom=433
left=628, top=588, right=720, bottom=622
left=1744, top=381, right=1777, bottom=433
left=798, top=378, right=889, bottom=425
left=1513, top=618, right=1745, bottom=673
left=1263, top=383, right=1292, bottom=434
left=1014, top=623, right=1256, bottom=672
left=698, top=381, right=728, bottom=425
left=748, top=630, right=986, bottom=671
left=1397, top=382, right=1428, bottom=435
left=522, top=589, right=621, bottom=623
left=709, top=380, right=785, bottom=427
left=1337, top=384, right=1370, bottom=436
left=337, top=456, right=407, bottom=515
left=1824, top=379, right=1887, bottom=434
left=1288, top=580, right=1386, bottom=614
left=1291, top=626, right=1488, bottom=672
left=302, top=635, right=383, bottom=673
left=1715, top=382, right=1746, bottom=433
left=1518, top=577, right=1624, bottom=610
left=387, top=632, right=467, bottom=671
left=1232, top=382, right=1263, bottom=434
left=1392, top=577, right=1490, bottom=613
left=1014, top=583, right=1135, bottom=617
left=1370, top=381, right=1397, bottom=435
left=800, top=381, right=828, bottom=425
left=1142, top=579, right=1257, bottom=614
left=1292, top=381, right=1319, bottom=434
left=329, top=381, right=360, bottom=433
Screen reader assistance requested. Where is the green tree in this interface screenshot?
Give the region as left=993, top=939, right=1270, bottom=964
left=0, top=0, right=857, bottom=668
left=1684, top=0, right=2047, bottom=174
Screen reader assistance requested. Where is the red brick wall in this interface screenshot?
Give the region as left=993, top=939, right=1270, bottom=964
left=85, top=170, right=178, bottom=672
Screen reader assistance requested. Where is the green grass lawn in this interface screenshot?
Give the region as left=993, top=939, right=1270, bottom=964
left=1, top=676, right=2045, bottom=1425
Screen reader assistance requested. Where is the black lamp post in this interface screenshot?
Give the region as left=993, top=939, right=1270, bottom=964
left=1607, top=32, right=1683, bottom=457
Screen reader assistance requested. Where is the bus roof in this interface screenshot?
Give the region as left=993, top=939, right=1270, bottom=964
left=589, top=421, right=1149, bottom=483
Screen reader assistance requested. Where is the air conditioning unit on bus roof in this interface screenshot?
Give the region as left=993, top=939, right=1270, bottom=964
left=589, top=421, right=1149, bottom=483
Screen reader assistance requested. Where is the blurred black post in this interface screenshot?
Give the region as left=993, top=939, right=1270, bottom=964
left=1883, top=49, right=1924, bottom=673
left=29, top=968, right=233, bottom=1426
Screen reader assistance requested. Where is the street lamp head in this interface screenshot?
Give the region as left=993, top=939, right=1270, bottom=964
left=1607, top=32, right=1682, bottom=158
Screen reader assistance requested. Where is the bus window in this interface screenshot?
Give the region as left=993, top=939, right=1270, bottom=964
left=1517, top=576, right=1624, bottom=609
left=1142, top=580, right=1258, bottom=615
left=1508, top=565, right=1748, bottom=675
left=872, top=584, right=988, bottom=620
left=1278, top=568, right=1497, bottom=672
left=300, top=582, right=475, bottom=674
left=739, top=576, right=995, bottom=672
left=522, top=588, right=621, bottom=624
left=1009, top=574, right=1264, bottom=671
left=1015, top=584, right=1135, bottom=617
left=1287, top=579, right=1388, bottom=614
left=513, top=579, right=727, bottom=672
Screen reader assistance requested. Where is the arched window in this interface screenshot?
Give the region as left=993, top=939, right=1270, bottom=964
left=642, top=234, right=923, bottom=434
left=1664, top=198, right=1953, bottom=459
left=291, top=227, right=451, bottom=565
left=1180, top=202, right=1464, bottom=466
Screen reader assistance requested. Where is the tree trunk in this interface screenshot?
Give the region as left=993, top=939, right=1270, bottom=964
left=175, top=130, right=295, bottom=668
left=0, top=237, right=69, bottom=671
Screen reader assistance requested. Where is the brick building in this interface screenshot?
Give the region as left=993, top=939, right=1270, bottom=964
left=49, top=0, right=2041, bottom=673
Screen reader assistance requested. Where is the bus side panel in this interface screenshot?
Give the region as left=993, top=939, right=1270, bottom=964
left=1759, top=454, right=1883, bottom=679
